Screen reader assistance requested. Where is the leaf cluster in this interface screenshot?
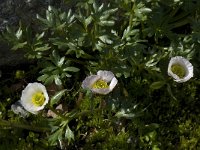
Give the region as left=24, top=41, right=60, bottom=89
left=1, top=0, right=200, bottom=149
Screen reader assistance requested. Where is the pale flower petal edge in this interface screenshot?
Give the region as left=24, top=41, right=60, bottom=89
left=168, top=56, right=193, bottom=83
left=109, top=77, right=118, bottom=91
left=11, top=100, right=29, bottom=117
left=91, top=88, right=111, bottom=95
left=97, top=70, right=114, bottom=82
left=82, top=70, right=118, bottom=95
left=20, top=82, right=49, bottom=114
left=81, top=75, right=100, bottom=89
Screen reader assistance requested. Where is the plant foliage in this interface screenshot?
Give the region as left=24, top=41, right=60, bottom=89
left=1, top=0, right=200, bottom=149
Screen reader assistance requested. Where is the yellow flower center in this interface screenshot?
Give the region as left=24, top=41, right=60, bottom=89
left=92, top=80, right=109, bottom=89
left=32, top=92, right=45, bottom=106
left=171, top=64, right=186, bottom=78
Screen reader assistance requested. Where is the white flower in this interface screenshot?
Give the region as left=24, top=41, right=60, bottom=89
left=20, top=82, right=49, bottom=114
left=11, top=100, right=29, bottom=118
left=82, top=70, right=118, bottom=95
left=168, top=56, right=193, bottom=83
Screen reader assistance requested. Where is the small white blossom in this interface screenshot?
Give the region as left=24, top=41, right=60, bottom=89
left=11, top=100, right=29, bottom=118
left=82, top=70, right=118, bottom=95
left=20, top=82, right=49, bottom=114
left=168, top=56, right=193, bottom=83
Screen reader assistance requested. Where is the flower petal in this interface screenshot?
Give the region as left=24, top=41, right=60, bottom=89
left=82, top=75, right=100, bottom=89
left=20, top=82, right=49, bottom=114
left=109, top=77, right=118, bottom=91
left=82, top=70, right=118, bottom=95
left=168, top=56, right=193, bottom=83
left=11, top=100, right=29, bottom=117
left=91, top=88, right=111, bottom=95
left=97, top=70, right=114, bottom=82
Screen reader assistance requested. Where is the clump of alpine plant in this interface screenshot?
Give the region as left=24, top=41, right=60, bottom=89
left=82, top=70, right=118, bottom=95
left=168, top=56, right=193, bottom=83
left=12, top=82, right=49, bottom=115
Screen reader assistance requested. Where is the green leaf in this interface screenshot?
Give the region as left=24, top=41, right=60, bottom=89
left=15, top=28, right=22, bottom=39
left=152, top=145, right=160, bottom=150
left=140, top=8, right=152, bottom=13
left=37, top=74, right=49, bottom=82
left=93, top=2, right=98, bottom=12
left=103, top=8, right=118, bottom=15
left=150, top=81, right=166, bottom=90
left=52, top=69, right=60, bottom=75
left=56, top=23, right=66, bottom=30
left=99, top=20, right=115, bottom=26
left=99, top=35, right=113, bottom=44
left=67, top=9, right=75, bottom=23
left=34, top=44, right=51, bottom=51
left=115, top=109, right=139, bottom=119
left=65, top=125, right=74, bottom=143
left=62, top=72, right=72, bottom=78
left=48, top=129, right=63, bottom=146
left=63, top=67, right=80, bottom=72
left=47, top=6, right=54, bottom=22
left=36, top=32, right=45, bottom=41
left=44, top=75, right=55, bottom=85
left=59, top=12, right=67, bottom=20
left=41, top=66, right=55, bottom=72
left=57, top=56, right=65, bottom=67
left=122, top=26, right=139, bottom=40
left=85, top=16, right=93, bottom=27
left=97, top=3, right=104, bottom=12
left=11, top=42, right=27, bottom=50
left=50, top=89, right=67, bottom=106
left=54, top=75, right=62, bottom=85
left=75, top=49, right=86, bottom=58
left=167, top=84, right=177, bottom=100
left=52, top=50, right=60, bottom=65
left=51, top=40, right=69, bottom=48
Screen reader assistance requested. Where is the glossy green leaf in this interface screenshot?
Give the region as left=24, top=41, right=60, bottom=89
left=37, top=74, right=49, bottom=82
left=34, top=44, right=51, bottom=51
left=85, top=16, right=93, bottom=27
left=115, top=109, right=139, bottom=119
left=15, top=28, right=22, bottom=39
left=57, top=57, right=65, bottom=67
left=65, top=125, right=74, bottom=143
left=99, top=35, right=113, bottom=44
left=50, top=89, right=67, bottom=106
left=63, top=67, right=80, bottom=72
left=54, top=75, right=62, bottom=85
left=44, top=75, right=55, bottom=85
left=41, top=66, right=55, bottom=72
left=150, top=81, right=166, bottom=90
left=99, top=20, right=115, bottom=26
left=52, top=50, right=60, bottom=65
left=48, top=129, right=63, bottom=146
left=36, top=32, right=45, bottom=41
left=11, top=42, right=27, bottom=50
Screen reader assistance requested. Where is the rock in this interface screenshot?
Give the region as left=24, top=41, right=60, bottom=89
left=0, top=43, right=26, bottom=67
left=0, top=0, right=65, bottom=31
left=0, top=0, right=64, bottom=67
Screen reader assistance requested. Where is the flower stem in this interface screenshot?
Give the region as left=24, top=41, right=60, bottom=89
left=0, top=119, right=51, bottom=132
left=129, top=2, right=135, bottom=28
